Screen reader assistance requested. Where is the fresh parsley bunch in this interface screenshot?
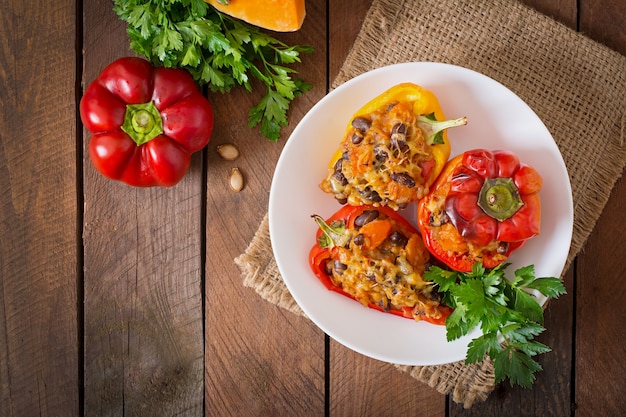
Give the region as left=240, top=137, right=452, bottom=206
left=424, top=262, right=567, bottom=388
left=113, top=0, right=314, bottom=141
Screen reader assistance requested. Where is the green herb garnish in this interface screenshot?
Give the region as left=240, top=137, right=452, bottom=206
left=424, top=262, right=567, bottom=388
left=113, top=0, right=314, bottom=141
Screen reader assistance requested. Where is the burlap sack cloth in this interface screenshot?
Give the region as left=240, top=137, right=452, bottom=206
left=235, top=0, right=626, bottom=409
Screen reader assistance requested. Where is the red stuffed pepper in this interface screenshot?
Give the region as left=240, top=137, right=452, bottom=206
left=80, top=57, right=214, bottom=187
left=417, top=149, right=542, bottom=272
left=309, top=205, right=452, bottom=325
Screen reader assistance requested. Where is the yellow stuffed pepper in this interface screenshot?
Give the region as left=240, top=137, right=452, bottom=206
left=320, top=83, right=467, bottom=210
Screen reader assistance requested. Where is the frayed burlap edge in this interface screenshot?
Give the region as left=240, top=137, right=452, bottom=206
left=235, top=213, right=304, bottom=317
left=236, top=0, right=626, bottom=410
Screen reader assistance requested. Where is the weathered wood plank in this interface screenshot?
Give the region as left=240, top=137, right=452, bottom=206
left=573, top=6, right=626, bottom=417
left=202, top=0, right=327, bottom=415
left=330, top=347, right=447, bottom=416
left=580, top=0, right=626, bottom=55
left=0, top=0, right=80, bottom=415
left=575, top=182, right=626, bottom=417
left=329, top=0, right=373, bottom=85
left=81, top=1, right=205, bottom=415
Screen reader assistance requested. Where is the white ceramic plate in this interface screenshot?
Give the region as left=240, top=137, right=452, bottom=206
left=268, top=62, right=573, bottom=366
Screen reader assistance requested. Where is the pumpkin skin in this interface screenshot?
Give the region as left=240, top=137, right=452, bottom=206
left=207, top=0, right=306, bottom=32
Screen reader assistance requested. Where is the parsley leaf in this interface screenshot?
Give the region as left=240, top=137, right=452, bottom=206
left=427, top=262, right=566, bottom=388
left=113, top=0, right=314, bottom=141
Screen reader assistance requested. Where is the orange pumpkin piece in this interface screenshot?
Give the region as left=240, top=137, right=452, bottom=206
left=207, top=0, right=306, bottom=32
left=358, top=219, right=392, bottom=250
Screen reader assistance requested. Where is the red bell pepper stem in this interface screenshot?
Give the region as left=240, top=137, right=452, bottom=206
left=121, top=101, right=163, bottom=146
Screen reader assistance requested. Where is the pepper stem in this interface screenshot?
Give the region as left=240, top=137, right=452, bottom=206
left=417, top=113, right=468, bottom=145
left=478, top=178, right=524, bottom=221
left=121, top=101, right=164, bottom=146
left=311, top=214, right=350, bottom=249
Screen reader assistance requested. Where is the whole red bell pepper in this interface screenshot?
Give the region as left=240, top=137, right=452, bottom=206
left=417, top=149, right=542, bottom=272
left=80, top=57, right=214, bottom=187
left=309, top=205, right=453, bottom=325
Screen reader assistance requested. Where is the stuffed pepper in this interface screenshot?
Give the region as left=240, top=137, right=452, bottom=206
left=417, top=149, right=542, bottom=272
left=309, top=205, right=453, bottom=325
left=319, top=83, right=467, bottom=210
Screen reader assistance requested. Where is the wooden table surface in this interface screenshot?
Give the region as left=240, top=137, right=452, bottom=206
left=1, top=0, right=624, bottom=416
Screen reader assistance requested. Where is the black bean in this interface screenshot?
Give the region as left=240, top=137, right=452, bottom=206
left=389, top=231, right=408, bottom=246
left=333, top=260, right=347, bottom=274
left=427, top=290, right=442, bottom=302
left=353, top=233, right=365, bottom=246
left=358, top=186, right=376, bottom=201
left=332, top=159, right=348, bottom=185
left=333, top=171, right=348, bottom=186
left=354, top=209, right=379, bottom=227
left=351, top=132, right=364, bottom=144
left=324, top=260, right=333, bottom=276
left=391, top=137, right=408, bottom=152
left=391, top=122, right=407, bottom=136
left=377, top=299, right=390, bottom=312
left=496, top=241, right=509, bottom=255
left=370, top=190, right=382, bottom=202
left=351, top=116, right=371, bottom=133
left=374, top=146, right=388, bottom=162
left=391, top=172, right=416, bottom=188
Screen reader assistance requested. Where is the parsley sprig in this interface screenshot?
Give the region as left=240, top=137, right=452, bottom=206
left=424, top=262, right=566, bottom=388
left=113, top=0, right=314, bottom=141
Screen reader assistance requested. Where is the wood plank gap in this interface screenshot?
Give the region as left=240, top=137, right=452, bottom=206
left=325, top=335, right=330, bottom=417
left=570, top=259, right=578, bottom=416
left=75, top=0, right=85, bottom=415
left=324, top=3, right=331, bottom=417
left=569, top=6, right=579, bottom=414
left=199, top=112, right=209, bottom=416
left=325, top=0, right=331, bottom=93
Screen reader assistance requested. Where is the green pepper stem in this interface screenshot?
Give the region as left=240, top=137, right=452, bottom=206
left=417, top=113, right=468, bottom=145
left=121, top=101, right=164, bottom=146
left=478, top=177, right=524, bottom=221
left=311, top=214, right=350, bottom=249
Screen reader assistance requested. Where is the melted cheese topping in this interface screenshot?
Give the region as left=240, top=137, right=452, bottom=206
left=320, top=101, right=435, bottom=210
